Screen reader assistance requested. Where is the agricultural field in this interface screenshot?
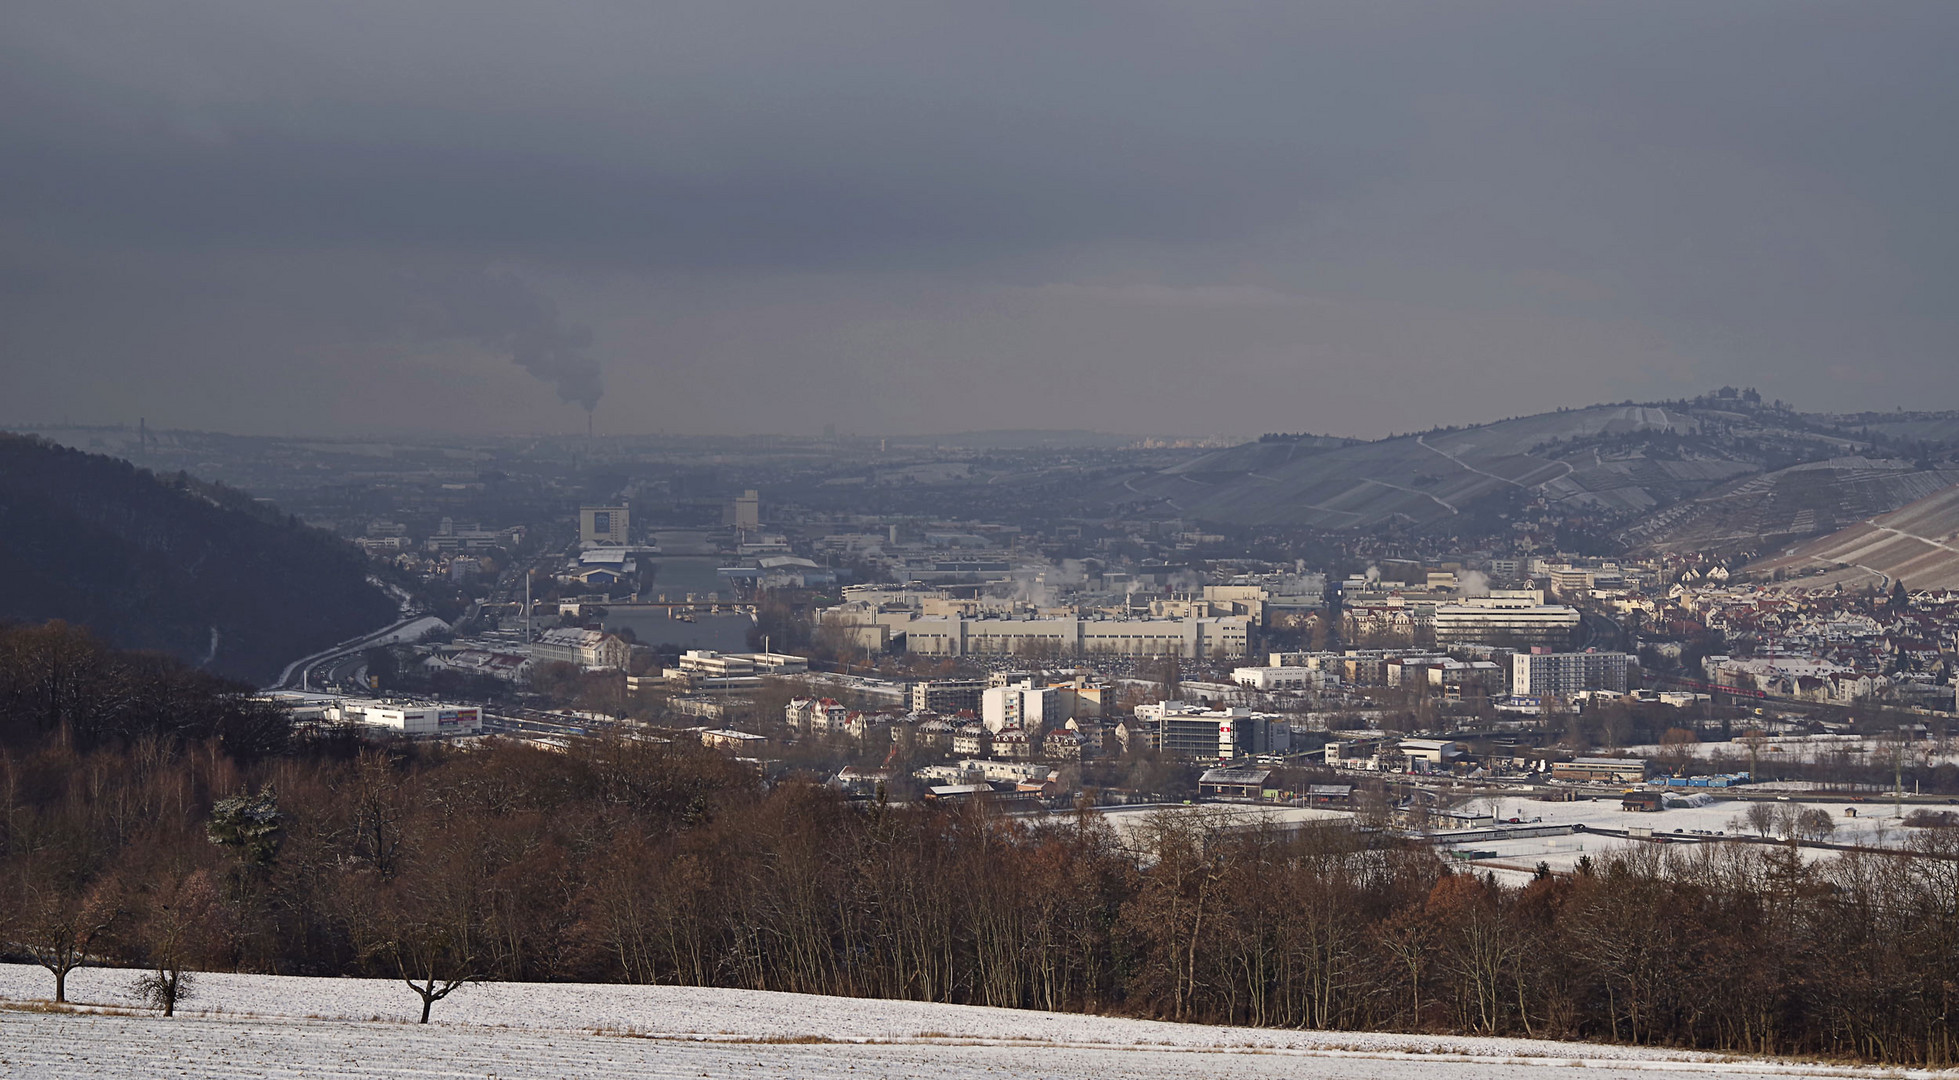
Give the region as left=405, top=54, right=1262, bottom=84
left=0, top=964, right=1893, bottom=1080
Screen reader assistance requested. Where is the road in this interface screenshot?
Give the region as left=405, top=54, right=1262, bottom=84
left=1359, top=476, right=1458, bottom=515
left=1577, top=609, right=1625, bottom=652
left=1416, top=435, right=1526, bottom=489
left=1416, top=435, right=1572, bottom=488
left=1867, top=518, right=1959, bottom=557
left=271, top=614, right=450, bottom=691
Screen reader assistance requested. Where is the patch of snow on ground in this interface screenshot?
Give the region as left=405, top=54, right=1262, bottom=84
left=0, top=963, right=1924, bottom=1079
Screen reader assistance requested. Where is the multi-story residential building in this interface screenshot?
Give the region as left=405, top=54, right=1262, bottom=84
left=911, top=678, right=986, bottom=715
left=1428, top=658, right=1506, bottom=699
left=1342, top=598, right=1434, bottom=641
left=786, top=697, right=849, bottom=733
left=981, top=683, right=1059, bottom=734
left=1512, top=649, right=1632, bottom=699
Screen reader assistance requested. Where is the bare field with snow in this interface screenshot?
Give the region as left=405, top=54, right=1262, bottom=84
left=0, top=963, right=1935, bottom=1079
left=1096, top=794, right=1942, bottom=888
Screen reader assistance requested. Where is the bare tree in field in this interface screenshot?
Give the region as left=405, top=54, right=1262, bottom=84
left=382, top=918, right=480, bottom=1024
left=344, top=822, right=490, bottom=1023
left=129, top=867, right=225, bottom=1016
left=1794, top=808, right=1836, bottom=843
left=10, top=861, right=120, bottom=1004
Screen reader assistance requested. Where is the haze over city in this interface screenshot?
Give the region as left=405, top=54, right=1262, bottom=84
left=11, top=6, right=1959, bottom=1080
left=4, top=2, right=1957, bottom=437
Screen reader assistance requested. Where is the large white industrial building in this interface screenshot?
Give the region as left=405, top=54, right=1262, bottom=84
left=1433, top=591, right=1581, bottom=647
left=887, top=613, right=1252, bottom=659
left=1230, top=665, right=1338, bottom=692
left=532, top=628, right=631, bottom=670
left=262, top=693, right=483, bottom=737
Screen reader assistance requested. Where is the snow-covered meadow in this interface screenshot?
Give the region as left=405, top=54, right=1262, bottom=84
left=1099, top=793, right=1943, bottom=887
left=0, top=963, right=1935, bottom=1079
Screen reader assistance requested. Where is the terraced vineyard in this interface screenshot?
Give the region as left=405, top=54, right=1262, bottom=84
left=1621, top=458, right=1959, bottom=555
left=1752, top=482, right=1959, bottom=590
left=1111, top=401, right=1959, bottom=554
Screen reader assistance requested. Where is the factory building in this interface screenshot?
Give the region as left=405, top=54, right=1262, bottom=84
left=1135, top=701, right=1291, bottom=762
left=1433, top=591, right=1580, bottom=647
left=893, top=613, right=1252, bottom=660
left=532, top=628, right=631, bottom=671
left=261, top=693, right=482, bottom=737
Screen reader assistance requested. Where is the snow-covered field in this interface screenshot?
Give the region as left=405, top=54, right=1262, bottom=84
left=1098, top=802, right=1351, bottom=843
left=1620, top=735, right=1959, bottom=770
left=1436, top=792, right=1938, bottom=882
left=1098, top=795, right=1941, bottom=887
left=0, top=963, right=1932, bottom=1079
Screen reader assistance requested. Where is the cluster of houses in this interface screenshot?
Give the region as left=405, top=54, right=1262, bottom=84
left=1679, top=586, right=1959, bottom=708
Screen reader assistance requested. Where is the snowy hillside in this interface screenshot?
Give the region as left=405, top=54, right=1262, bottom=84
left=0, top=963, right=1905, bottom=1079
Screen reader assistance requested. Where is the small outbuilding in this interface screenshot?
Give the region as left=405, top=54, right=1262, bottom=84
left=1199, top=766, right=1277, bottom=800
left=1621, top=790, right=1664, bottom=813
left=1306, top=784, right=1353, bottom=806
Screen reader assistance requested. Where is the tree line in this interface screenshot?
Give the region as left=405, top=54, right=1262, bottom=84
left=4, top=621, right=1959, bottom=1061
left=3, top=733, right=1959, bottom=1060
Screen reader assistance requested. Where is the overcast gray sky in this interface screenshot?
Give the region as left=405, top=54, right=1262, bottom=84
left=2, top=2, right=1955, bottom=438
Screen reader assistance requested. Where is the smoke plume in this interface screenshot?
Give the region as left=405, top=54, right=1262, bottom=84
left=414, top=269, right=605, bottom=411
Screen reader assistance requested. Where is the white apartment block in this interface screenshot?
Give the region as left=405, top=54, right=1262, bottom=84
left=1512, top=650, right=1632, bottom=699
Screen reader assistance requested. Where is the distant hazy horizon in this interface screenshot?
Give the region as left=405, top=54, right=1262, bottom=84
left=5, top=392, right=1938, bottom=448
left=4, top=3, right=1957, bottom=436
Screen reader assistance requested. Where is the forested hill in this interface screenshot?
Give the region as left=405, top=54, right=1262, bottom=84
left=0, top=434, right=397, bottom=684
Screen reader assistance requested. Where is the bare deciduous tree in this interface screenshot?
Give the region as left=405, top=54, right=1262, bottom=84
left=11, top=860, right=120, bottom=1004
left=129, top=867, right=225, bottom=1016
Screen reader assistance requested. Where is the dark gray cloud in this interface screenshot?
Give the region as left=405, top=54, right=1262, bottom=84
left=1, top=2, right=1955, bottom=436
